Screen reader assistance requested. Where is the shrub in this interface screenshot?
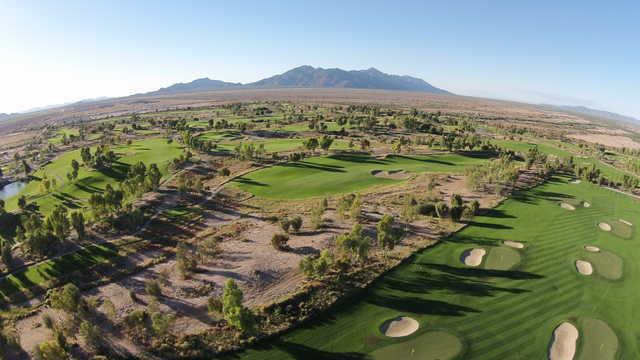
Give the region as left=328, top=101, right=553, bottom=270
left=271, top=233, right=289, bottom=251
left=207, top=296, right=223, bottom=314
left=290, top=216, right=303, bottom=233
left=145, top=280, right=162, bottom=298
left=279, top=217, right=291, bottom=233
left=300, top=250, right=334, bottom=279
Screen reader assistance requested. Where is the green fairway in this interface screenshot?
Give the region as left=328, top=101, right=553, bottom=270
left=233, top=152, right=491, bottom=199
left=235, top=177, right=640, bottom=359
left=0, top=243, right=118, bottom=300
left=370, top=330, right=463, bottom=360
left=217, top=138, right=351, bottom=153
left=5, top=138, right=183, bottom=214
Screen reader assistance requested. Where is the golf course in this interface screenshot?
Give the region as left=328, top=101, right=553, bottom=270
left=236, top=176, right=638, bottom=359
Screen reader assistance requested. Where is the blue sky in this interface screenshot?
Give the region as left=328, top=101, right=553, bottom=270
left=1, top=0, right=638, bottom=118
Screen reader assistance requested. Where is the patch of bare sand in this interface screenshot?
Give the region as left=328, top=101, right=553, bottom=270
left=576, top=260, right=593, bottom=275
left=569, top=133, right=640, bottom=149
left=599, top=223, right=612, bottom=231
left=584, top=245, right=600, bottom=253
left=380, top=316, right=419, bottom=337
left=583, top=202, right=591, bottom=208
left=619, top=219, right=632, bottom=226
left=504, top=240, right=525, bottom=249
left=549, top=322, right=579, bottom=360
left=560, top=203, right=576, bottom=211
left=462, top=248, right=486, bottom=267
left=571, top=179, right=581, bottom=184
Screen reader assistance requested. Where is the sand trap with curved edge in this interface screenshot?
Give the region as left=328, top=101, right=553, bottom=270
left=504, top=240, right=524, bottom=249
left=380, top=316, right=419, bottom=337
left=583, top=202, right=591, bottom=208
left=599, top=222, right=612, bottom=231
left=462, top=248, right=486, bottom=267
left=619, top=219, right=632, bottom=226
left=584, top=245, right=600, bottom=253
left=576, top=260, right=593, bottom=275
left=560, top=203, right=576, bottom=210
left=549, top=322, right=579, bottom=360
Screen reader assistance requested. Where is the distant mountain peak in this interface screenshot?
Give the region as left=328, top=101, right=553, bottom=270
left=146, top=65, right=451, bottom=96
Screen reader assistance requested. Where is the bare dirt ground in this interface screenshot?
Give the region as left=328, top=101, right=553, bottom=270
left=568, top=133, right=640, bottom=149
left=0, top=88, right=600, bottom=134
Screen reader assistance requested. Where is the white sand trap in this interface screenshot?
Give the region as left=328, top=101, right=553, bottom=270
left=584, top=245, right=600, bottom=253
left=560, top=203, right=576, bottom=211
left=576, top=260, right=593, bottom=275
left=583, top=202, right=591, bottom=208
left=504, top=240, right=525, bottom=249
left=462, top=248, right=486, bottom=267
left=380, top=316, right=419, bottom=337
left=598, top=222, right=612, bottom=231
left=549, top=322, right=579, bottom=360
left=619, top=219, right=633, bottom=226
left=571, top=179, right=581, bottom=184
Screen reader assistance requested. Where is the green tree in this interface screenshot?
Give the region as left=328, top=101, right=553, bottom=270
left=303, top=138, right=319, bottom=152
left=300, top=249, right=333, bottom=279
left=70, top=211, right=85, bottom=240
left=290, top=216, right=303, bottom=233
left=377, top=215, right=401, bottom=251
left=319, top=135, right=333, bottom=152
left=147, top=163, right=162, bottom=191
left=222, top=279, right=254, bottom=333
left=49, top=283, right=83, bottom=314
left=336, top=223, right=371, bottom=263
left=70, top=159, right=80, bottom=180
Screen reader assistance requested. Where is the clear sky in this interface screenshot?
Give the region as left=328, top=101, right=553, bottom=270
left=1, top=0, right=638, bottom=118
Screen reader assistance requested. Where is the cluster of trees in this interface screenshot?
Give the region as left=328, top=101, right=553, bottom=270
left=121, top=162, right=163, bottom=197
left=234, top=142, right=267, bottom=161
left=80, top=145, right=117, bottom=169
left=336, top=193, right=362, bottom=220
left=465, top=156, right=520, bottom=193
left=222, top=279, right=254, bottom=333
left=15, top=205, right=85, bottom=257
left=302, top=136, right=333, bottom=153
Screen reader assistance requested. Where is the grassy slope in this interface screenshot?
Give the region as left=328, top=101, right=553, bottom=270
left=5, top=138, right=183, bottom=214
left=237, top=177, right=640, bottom=359
left=233, top=153, right=490, bottom=199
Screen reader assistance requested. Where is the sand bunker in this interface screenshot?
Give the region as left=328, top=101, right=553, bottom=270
left=549, top=322, right=579, bottom=360
left=371, top=169, right=410, bottom=180
left=583, top=202, right=591, bottom=208
left=598, top=223, right=612, bottom=231
left=462, top=248, right=486, bottom=267
left=584, top=245, right=600, bottom=253
left=619, top=219, right=632, bottom=226
left=504, top=240, right=524, bottom=249
left=571, top=179, right=582, bottom=184
left=576, top=260, right=593, bottom=275
left=560, top=203, right=576, bottom=211
left=380, top=316, right=419, bottom=337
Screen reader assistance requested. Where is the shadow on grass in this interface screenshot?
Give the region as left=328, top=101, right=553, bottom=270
left=227, top=341, right=370, bottom=360
left=233, top=177, right=268, bottom=187
left=419, top=262, right=543, bottom=280
left=465, top=221, right=513, bottom=230
left=282, top=161, right=346, bottom=173
left=366, top=293, right=480, bottom=316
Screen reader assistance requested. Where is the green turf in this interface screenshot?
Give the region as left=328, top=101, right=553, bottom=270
left=5, top=138, right=183, bottom=214
left=235, top=177, right=639, bottom=359
left=608, top=220, right=633, bottom=239
left=583, top=250, right=623, bottom=280
left=577, top=318, right=618, bottom=360
left=0, top=243, right=118, bottom=299
left=370, top=331, right=463, bottom=360
left=483, top=246, right=522, bottom=270
left=217, top=138, right=351, bottom=153
left=233, top=152, right=491, bottom=199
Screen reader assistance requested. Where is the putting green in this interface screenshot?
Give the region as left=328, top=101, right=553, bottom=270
left=370, top=330, right=463, bottom=360
left=583, top=250, right=623, bottom=280
left=484, top=246, right=522, bottom=270
left=578, top=318, right=618, bottom=360
left=609, top=220, right=633, bottom=239
left=233, top=152, right=491, bottom=199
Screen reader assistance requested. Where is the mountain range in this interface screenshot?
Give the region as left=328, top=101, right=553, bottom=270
left=148, top=65, right=450, bottom=95
left=544, top=105, right=638, bottom=124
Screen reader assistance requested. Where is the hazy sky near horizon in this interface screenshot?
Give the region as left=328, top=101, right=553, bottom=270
left=1, top=0, right=638, bottom=117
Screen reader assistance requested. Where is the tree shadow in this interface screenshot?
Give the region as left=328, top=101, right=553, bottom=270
left=418, top=262, right=543, bottom=280
left=366, top=293, right=480, bottom=316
